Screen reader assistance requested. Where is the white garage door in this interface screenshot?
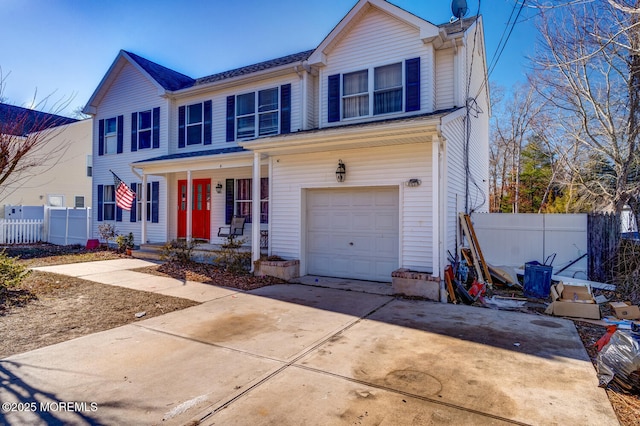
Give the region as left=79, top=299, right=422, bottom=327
left=306, top=187, right=399, bottom=282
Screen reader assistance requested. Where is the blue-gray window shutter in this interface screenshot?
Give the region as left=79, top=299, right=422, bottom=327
left=116, top=115, right=124, bottom=154
left=116, top=205, right=122, bottom=222
left=204, top=100, right=212, bottom=145
left=151, top=181, right=159, bottom=223
left=328, top=74, right=341, bottom=122
left=152, top=107, right=160, bottom=148
left=280, top=84, right=291, bottom=134
left=226, top=96, right=235, bottom=142
left=97, top=184, right=103, bottom=221
left=178, top=106, right=186, bottom=148
left=225, top=178, right=234, bottom=224
left=405, top=58, right=421, bottom=112
left=130, top=182, right=137, bottom=222
left=131, top=113, right=138, bottom=152
left=98, top=119, right=104, bottom=156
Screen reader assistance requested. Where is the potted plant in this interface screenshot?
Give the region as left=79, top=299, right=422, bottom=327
left=116, top=232, right=135, bottom=255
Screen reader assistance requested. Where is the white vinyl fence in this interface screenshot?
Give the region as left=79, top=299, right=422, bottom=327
left=0, top=207, right=91, bottom=246
left=0, top=219, right=44, bottom=244
left=470, top=213, right=588, bottom=279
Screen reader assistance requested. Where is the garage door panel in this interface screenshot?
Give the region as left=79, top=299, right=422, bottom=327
left=352, top=214, right=374, bottom=231
left=307, top=187, right=399, bottom=282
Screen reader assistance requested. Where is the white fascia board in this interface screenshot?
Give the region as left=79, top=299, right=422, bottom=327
left=131, top=151, right=253, bottom=175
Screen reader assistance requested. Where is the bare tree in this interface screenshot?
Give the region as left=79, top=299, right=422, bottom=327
left=530, top=0, right=640, bottom=218
left=0, top=73, right=74, bottom=202
left=489, top=82, right=547, bottom=212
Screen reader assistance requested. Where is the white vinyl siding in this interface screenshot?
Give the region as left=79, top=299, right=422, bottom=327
left=172, top=75, right=301, bottom=154
left=92, top=62, right=169, bottom=244
left=270, top=143, right=434, bottom=275
left=319, top=8, right=434, bottom=127
left=435, top=48, right=455, bottom=110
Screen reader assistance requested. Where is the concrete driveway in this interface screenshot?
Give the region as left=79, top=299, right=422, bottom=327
left=1, top=260, right=617, bottom=425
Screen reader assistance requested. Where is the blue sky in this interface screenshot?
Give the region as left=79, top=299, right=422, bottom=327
left=0, top=0, right=536, bottom=117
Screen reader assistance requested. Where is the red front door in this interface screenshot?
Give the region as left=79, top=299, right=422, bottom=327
left=177, top=179, right=211, bottom=240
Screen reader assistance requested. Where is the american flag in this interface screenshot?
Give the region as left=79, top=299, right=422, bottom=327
left=111, top=171, right=136, bottom=211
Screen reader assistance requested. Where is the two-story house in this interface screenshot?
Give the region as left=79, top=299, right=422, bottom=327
left=83, top=0, right=489, bottom=283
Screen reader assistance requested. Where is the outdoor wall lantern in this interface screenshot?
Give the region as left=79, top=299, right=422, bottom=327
left=405, top=178, right=422, bottom=187
left=336, top=160, right=346, bottom=182
left=215, top=182, right=223, bottom=193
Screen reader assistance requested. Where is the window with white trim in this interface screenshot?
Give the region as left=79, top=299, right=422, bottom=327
left=137, top=110, right=152, bottom=149
left=342, top=62, right=403, bottom=119
left=186, top=103, right=203, bottom=145
left=103, top=185, right=115, bottom=221
left=104, top=117, right=118, bottom=154
left=236, top=88, right=279, bottom=140
left=75, top=196, right=85, bottom=208
left=234, top=178, right=268, bottom=223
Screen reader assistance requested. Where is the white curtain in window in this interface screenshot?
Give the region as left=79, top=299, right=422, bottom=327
left=374, top=63, right=402, bottom=114
left=343, top=70, right=369, bottom=118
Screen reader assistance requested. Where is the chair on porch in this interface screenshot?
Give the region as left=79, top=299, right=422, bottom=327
left=218, top=216, right=246, bottom=239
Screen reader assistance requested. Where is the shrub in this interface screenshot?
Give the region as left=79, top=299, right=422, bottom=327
left=115, top=232, right=134, bottom=253
left=161, top=239, right=199, bottom=263
left=214, top=237, right=251, bottom=274
left=98, top=224, right=117, bottom=249
left=0, top=250, right=30, bottom=290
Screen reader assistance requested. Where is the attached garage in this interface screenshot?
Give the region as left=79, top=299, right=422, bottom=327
left=306, top=187, right=399, bottom=282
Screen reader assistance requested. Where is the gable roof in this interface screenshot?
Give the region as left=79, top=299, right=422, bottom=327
left=0, top=103, right=78, bottom=136
left=124, top=50, right=195, bottom=91
left=307, top=0, right=441, bottom=66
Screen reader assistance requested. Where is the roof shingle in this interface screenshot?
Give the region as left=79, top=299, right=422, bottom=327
left=0, top=103, right=78, bottom=136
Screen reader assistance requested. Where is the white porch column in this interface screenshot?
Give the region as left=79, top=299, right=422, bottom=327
left=186, top=170, right=192, bottom=243
left=141, top=173, right=147, bottom=244
left=251, top=152, right=261, bottom=269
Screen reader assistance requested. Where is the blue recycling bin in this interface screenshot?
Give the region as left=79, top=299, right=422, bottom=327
left=524, top=261, right=553, bottom=298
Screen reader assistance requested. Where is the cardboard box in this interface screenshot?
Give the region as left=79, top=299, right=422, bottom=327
left=545, top=282, right=600, bottom=320
left=609, top=301, right=640, bottom=320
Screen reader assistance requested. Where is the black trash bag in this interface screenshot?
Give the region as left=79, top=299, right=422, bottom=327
left=596, top=329, right=640, bottom=394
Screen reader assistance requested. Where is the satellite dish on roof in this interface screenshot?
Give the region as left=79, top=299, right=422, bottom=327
left=451, top=0, right=469, bottom=19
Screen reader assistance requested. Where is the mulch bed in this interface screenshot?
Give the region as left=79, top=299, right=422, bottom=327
left=133, top=260, right=286, bottom=291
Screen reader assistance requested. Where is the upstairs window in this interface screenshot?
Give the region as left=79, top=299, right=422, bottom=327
left=226, top=84, right=291, bottom=142
left=131, top=108, right=160, bottom=151
left=343, top=64, right=402, bottom=119
left=328, top=58, right=420, bottom=123
left=178, top=101, right=212, bottom=147
left=343, top=70, right=369, bottom=119
left=374, top=63, right=403, bottom=115
left=236, top=88, right=280, bottom=140
left=104, top=117, right=118, bottom=154
left=187, top=103, right=203, bottom=145
left=98, top=116, right=123, bottom=155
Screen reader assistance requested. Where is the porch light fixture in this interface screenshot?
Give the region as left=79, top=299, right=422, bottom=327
left=336, top=160, right=346, bottom=182
left=405, top=178, right=422, bottom=187
left=215, top=182, right=223, bottom=193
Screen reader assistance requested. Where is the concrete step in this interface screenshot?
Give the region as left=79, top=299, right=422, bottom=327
left=132, top=244, right=164, bottom=262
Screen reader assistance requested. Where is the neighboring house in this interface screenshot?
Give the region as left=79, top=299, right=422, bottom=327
left=84, top=0, right=489, bottom=282
left=0, top=103, right=92, bottom=216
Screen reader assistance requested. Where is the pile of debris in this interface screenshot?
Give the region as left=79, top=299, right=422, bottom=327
left=451, top=214, right=640, bottom=395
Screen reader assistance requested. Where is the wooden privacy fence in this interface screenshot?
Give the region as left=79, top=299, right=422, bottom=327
left=587, top=212, right=620, bottom=283
left=0, top=219, right=44, bottom=244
